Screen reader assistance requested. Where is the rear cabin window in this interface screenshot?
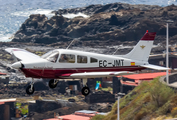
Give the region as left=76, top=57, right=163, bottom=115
left=90, top=57, right=98, bottom=63
left=77, top=55, right=87, bottom=63
left=59, top=54, right=75, bottom=63
left=45, top=51, right=59, bottom=63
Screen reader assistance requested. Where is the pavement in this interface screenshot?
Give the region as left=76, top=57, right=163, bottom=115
left=160, top=72, right=177, bottom=88
left=163, top=118, right=177, bottom=120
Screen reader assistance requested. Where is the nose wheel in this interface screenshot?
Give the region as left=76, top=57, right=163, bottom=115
left=82, top=86, right=90, bottom=96
left=26, top=78, right=35, bottom=95
left=26, top=85, right=35, bottom=95
left=49, top=79, right=58, bottom=89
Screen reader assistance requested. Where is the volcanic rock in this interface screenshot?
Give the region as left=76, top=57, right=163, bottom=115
left=11, top=3, right=177, bottom=47
left=85, top=91, right=115, bottom=104
left=68, top=98, right=76, bottom=102
left=53, top=3, right=160, bottom=15
left=29, top=100, right=62, bottom=113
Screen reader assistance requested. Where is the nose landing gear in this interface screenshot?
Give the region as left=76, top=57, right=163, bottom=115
left=26, top=85, right=35, bottom=95
left=26, top=78, right=35, bottom=95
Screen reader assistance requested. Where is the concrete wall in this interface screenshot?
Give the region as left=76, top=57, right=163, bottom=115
left=113, top=77, right=135, bottom=94
left=85, top=93, right=115, bottom=104
left=29, top=100, right=62, bottom=113
left=0, top=102, right=15, bottom=120
left=149, top=56, right=177, bottom=69
left=0, top=104, right=5, bottom=120
left=0, top=76, right=9, bottom=84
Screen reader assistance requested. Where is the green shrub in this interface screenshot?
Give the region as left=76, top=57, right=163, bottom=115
left=15, top=102, right=21, bottom=108
left=148, top=79, right=175, bottom=107
left=20, top=105, right=28, bottom=115
left=103, top=77, right=177, bottom=120
left=156, top=101, right=171, bottom=115
left=134, top=111, right=147, bottom=120
left=15, top=102, right=28, bottom=115
left=91, top=115, right=105, bottom=120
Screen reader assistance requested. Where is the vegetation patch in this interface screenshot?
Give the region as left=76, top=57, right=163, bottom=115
left=91, top=114, right=105, bottom=120
left=15, top=102, right=29, bottom=116
left=99, top=77, right=177, bottom=120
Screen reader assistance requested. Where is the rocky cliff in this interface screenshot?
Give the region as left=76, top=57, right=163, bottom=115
left=12, top=3, right=177, bottom=46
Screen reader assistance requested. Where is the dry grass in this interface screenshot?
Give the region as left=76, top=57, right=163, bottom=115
left=103, top=77, right=177, bottom=120
left=16, top=97, right=34, bottom=103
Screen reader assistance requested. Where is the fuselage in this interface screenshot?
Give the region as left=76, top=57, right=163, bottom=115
left=18, top=49, right=147, bottom=79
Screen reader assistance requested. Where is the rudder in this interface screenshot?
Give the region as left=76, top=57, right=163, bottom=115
left=123, top=31, right=156, bottom=62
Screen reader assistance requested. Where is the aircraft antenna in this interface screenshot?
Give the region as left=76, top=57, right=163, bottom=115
left=112, top=46, right=120, bottom=55
left=66, top=38, right=80, bottom=49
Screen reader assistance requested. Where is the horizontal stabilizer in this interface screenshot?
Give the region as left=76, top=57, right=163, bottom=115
left=141, top=64, right=170, bottom=70
left=60, top=71, right=135, bottom=79
left=5, top=48, right=41, bottom=62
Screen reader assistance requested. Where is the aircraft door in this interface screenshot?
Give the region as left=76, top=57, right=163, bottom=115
left=42, top=51, right=60, bottom=78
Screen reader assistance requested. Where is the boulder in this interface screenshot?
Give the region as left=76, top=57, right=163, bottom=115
left=68, top=98, right=76, bottom=102
left=29, top=100, right=62, bottom=113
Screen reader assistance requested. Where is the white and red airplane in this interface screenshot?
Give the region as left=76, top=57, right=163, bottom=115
left=5, top=31, right=169, bottom=96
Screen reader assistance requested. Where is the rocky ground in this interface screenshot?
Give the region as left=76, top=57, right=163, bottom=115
left=10, top=3, right=177, bottom=47
left=4, top=3, right=177, bottom=58
left=0, top=81, right=113, bottom=120
left=1, top=2, right=177, bottom=120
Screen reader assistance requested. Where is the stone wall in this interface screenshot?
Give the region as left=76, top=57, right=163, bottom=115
left=85, top=91, right=115, bottom=104
left=29, top=100, right=62, bottom=113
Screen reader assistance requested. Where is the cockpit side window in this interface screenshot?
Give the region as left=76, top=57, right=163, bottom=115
left=77, top=55, right=87, bottom=63
left=90, top=57, right=98, bottom=63
left=59, top=54, right=75, bottom=63
left=45, top=51, right=59, bottom=63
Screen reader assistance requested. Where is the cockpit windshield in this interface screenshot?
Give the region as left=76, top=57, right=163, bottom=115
left=41, top=50, right=59, bottom=63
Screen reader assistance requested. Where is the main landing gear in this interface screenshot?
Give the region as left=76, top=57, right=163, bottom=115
left=26, top=78, right=35, bottom=95
left=48, top=79, right=58, bottom=89
left=25, top=78, right=90, bottom=96
left=81, top=78, right=90, bottom=96
left=26, top=79, right=59, bottom=95
left=82, top=86, right=90, bottom=96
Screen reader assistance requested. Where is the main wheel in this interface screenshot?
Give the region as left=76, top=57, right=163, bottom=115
left=82, top=87, right=90, bottom=96
left=49, top=79, right=58, bottom=89
left=26, top=85, right=35, bottom=95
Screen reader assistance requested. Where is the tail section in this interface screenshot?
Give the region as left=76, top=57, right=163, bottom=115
left=124, top=31, right=156, bottom=62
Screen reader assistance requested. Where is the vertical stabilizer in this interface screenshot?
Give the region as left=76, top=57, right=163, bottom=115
left=124, top=31, right=156, bottom=62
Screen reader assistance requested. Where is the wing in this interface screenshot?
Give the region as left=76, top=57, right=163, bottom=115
left=140, top=64, right=170, bottom=70
left=5, top=48, right=41, bottom=62
left=60, top=71, right=134, bottom=79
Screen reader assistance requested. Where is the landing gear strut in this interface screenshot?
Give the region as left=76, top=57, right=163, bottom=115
left=26, top=85, right=35, bottom=95
left=49, top=79, right=58, bottom=89
left=81, top=78, right=90, bottom=96
left=26, top=78, right=35, bottom=95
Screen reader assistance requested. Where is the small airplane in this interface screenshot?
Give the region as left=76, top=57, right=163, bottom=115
left=5, top=31, right=170, bottom=96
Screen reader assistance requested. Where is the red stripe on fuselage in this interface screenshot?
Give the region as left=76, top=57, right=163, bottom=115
left=21, top=66, right=145, bottom=78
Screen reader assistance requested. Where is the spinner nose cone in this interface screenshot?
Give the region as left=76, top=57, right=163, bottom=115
left=11, top=62, right=23, bottom=69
